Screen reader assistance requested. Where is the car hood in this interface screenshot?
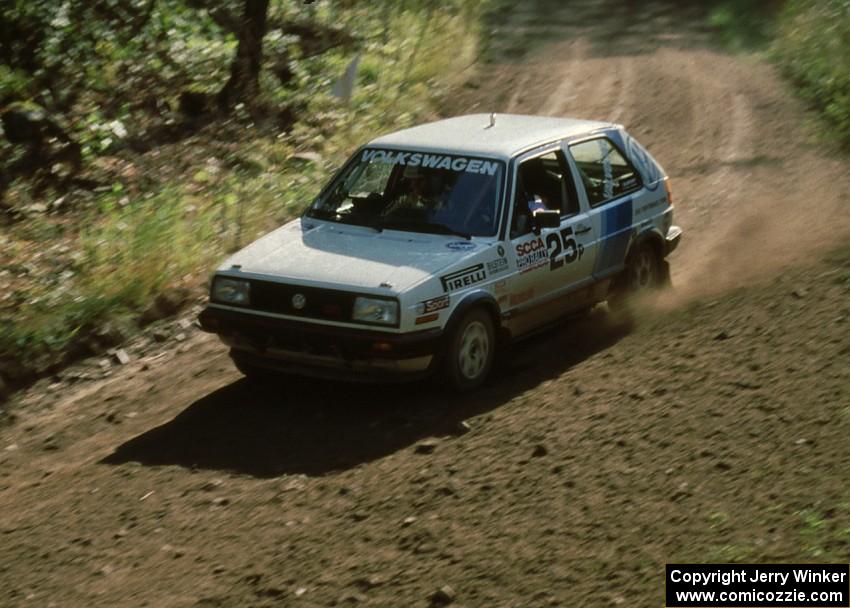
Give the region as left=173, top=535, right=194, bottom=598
left=220, top=218, right=485, bottom=292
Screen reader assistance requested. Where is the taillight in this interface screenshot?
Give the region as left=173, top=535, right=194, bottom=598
left=664, top=178, right=673, bottom=205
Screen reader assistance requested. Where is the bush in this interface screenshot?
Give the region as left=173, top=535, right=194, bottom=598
left=708, top=0, right=783, bottom=51
left=0, top=1, right=487, bottom=385
left=772, top=0, right=850, bottom=147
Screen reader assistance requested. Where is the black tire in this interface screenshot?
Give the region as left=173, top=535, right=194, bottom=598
left=444, top=308, right=496, bottom=391
left=231, top=352, right=277, bottom=381
left=609, top=243, right=663, bottom=315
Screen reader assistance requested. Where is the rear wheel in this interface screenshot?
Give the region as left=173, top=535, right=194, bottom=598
left=626, top=244, right=661, bottom=292
left=609, top=243, right=664, bottom=315
left=445, top=309, right=495, bottom=391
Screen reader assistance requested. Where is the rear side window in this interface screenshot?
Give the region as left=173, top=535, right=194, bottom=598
left=569, top=138, right=641, bottom=207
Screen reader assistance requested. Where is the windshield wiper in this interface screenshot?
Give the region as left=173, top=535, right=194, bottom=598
left=306, top=208, right=332, bottom=220
left=307, top=209, right=382, bottom=232
left=373, top=218, right=471, bottom=240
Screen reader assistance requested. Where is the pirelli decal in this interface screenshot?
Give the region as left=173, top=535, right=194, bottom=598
left=440, top=264, right=486, bottom=292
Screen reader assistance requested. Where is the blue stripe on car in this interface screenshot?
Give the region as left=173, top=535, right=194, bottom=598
left=595, top=198, right=633, bottom=275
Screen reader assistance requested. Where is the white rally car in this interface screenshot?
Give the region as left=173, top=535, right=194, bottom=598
left=199, top=114, right=681, bottom=389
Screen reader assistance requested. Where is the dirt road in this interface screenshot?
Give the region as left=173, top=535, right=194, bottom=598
left=2, top=1, right=849, bottom=606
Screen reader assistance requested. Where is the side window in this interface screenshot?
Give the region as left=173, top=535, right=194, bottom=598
left=510, top=150, right=579, bottom=238
left=568, top=138, right=642, bottom=207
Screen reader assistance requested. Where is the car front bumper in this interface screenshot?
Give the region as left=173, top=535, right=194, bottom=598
left=198, top=305, right=443, bottom=381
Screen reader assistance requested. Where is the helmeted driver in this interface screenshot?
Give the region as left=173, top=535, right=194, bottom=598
left=393, top=165, right=442, bottom=210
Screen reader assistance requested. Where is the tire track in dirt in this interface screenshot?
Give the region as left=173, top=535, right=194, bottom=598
left=538, top=40, right=582, bottom=116
left=664, top=53, right=758, bottom=288
left=685, top=54, right=712, bottom=168
left=607, top=55, right=633, bottom=124
left=539, top=47, right=625, bottom=120
left=504, top=69, right=533, bottom=113
left=563, top=21, right=850, bottom=301
left=664, top=49, right=850, bottom=298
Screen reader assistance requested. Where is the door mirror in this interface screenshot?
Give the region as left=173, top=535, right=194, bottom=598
left=533, top=209, right=560, bottom=230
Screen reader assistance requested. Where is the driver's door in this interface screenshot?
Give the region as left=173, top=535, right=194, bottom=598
left=503, top=147, right=597, bottom=333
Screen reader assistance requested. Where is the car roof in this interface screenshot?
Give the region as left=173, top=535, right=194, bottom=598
left=368, top=113, right=615, bottom=160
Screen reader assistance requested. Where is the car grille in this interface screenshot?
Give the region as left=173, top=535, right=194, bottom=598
left=245, top=280, right=358, bottom=323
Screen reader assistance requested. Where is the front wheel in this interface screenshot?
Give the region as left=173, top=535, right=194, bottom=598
left=445, top=309, right=496, bottom=391
left=231, top=351, right=278, bottom=382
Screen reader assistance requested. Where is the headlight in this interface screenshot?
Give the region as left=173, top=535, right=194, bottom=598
left=352, top=296, right=398, bottom=325
left=212, top=277, right=251, bottom=306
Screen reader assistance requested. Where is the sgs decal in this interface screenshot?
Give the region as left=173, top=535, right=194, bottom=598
left=546, top=227, right=585, bottom=271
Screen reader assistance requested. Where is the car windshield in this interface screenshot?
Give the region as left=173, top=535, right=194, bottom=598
left=307, top=148, right=505, bottom=237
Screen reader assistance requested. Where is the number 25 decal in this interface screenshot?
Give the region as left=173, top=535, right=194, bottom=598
left=546, top=227, right=585, bottom=271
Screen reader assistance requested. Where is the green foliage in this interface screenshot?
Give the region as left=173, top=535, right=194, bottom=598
left=795, top=504, right=850, bottom=560
left=772, top=0, right=850, bottom=148
left=708, top=0, right=782, bottom=52
left=0, top=66, right=31, bottom=104
left=706, top=0, right=850, bottom=149
left=1, top=0, right=236, bottom=160
left=0, top=1, right=487, bottom=378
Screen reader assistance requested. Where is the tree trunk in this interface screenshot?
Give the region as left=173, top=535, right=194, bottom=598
left=217, top=0, right=270, bottom=111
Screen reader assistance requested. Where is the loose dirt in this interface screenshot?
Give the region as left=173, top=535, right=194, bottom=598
left=2, top=1, right=849, bottom=606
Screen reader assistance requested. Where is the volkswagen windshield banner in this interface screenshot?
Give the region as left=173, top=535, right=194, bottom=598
left=666, top=564, right=849, bottom=607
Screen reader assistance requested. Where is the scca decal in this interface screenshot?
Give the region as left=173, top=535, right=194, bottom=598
left=515, top=237, right=549, bottom=273
left=440, top=264, right=486, bottom=292
left=421, top=294, right=450, bottom=313
left=515, top=237, right=545, bottom=256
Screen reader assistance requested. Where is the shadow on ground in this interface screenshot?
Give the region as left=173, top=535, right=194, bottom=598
left=102, top=308, right=628, bottom=478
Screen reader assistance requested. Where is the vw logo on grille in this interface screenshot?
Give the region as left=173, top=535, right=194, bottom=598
left=291, top=293, right=307, bottom=310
